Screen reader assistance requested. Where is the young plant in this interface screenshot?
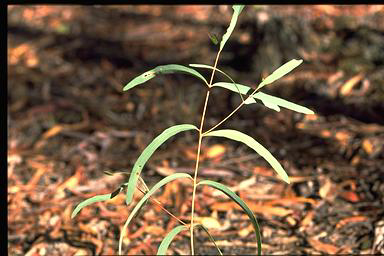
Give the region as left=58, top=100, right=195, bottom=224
left=71, top=5, right=314, bottom=255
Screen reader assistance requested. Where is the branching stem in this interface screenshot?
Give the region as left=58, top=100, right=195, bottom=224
left=190, top=50, right=221, bottom=254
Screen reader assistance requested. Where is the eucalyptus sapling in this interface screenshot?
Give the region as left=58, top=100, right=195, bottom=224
left=71, top=5, right=314, bottom=255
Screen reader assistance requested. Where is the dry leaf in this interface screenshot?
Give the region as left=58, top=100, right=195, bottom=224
left=339, top=74, right=363, bottom=96
left=42, top=125, right=63, bottom=139
left=195, top=216, right=222, bottom=229
left=336, top=216, right=368, bottom=229
left=308, top=237, right=340, bottom=254
left=205, top=144, right=226, bottom=159
left=339, top=191, right=360, bottom=203
left=211, top=201, right=293, bottom=217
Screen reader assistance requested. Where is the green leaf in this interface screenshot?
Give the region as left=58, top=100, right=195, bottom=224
left=197, top=180, right=261, bottom=255
left=123, top=64, right=208, bottom=91
left=256, top=59, right=303, bottom=90
left=189, top=64, right=244, bottom=101
left=212, top=82, right=314, bottom=114
left=194, top=224, right=223, bottom=255
left=119, top=173, right=192, bottom=255
left=220, top=5, right=245, bottom=52
left=157, top=225, right=188, bottom=255
left=71, top=187, right=123, bottom=219
left=254, top=92, right=314, bottom=114
left=208, top=32, right=219, bottom=45
left=126, top=124, right=198, bottom=205
left=212, top=81, right=253, bottom=95
left=204, top=129, right=290, bottom=184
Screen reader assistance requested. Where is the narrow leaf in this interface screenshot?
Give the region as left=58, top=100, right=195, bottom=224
left=119, top=173, right=192, bottom=255
left=197, top=180, right=262, bottom=255
left=220, top=5, right=245, bottom=51
left=194, top=224, right=223, bottom=255
left=123, top=64, right=208, bottom=91
left=157, top=225, right=188, bottom=255
left=190, top=64, right=244, bottom=101
left=71, top=187, right=123, bottom=218
left=254, top=92, right=314, bottom=114
left=126, top=124, right=198, bottom=205
left=256, top=59, right=303, bottom=90
left=204, top=129, right=290, bottom=184
left=212, top=81, right=253, bottom=95
left=261, top=99, right=281, bottom=112
left=212, top=82, right=314, bottom=114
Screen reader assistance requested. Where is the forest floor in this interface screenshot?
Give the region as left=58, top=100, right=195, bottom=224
left=8, top=5, right=384, bottom=255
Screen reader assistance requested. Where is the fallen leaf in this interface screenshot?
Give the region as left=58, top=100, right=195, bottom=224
left=308, top=237, right=340, bottom=254
left=362, top=138, right=374, bottom=154
left=145, top=225, right=165, bottom=235
left=56, top=165, right=84, bottom=199
left=238, top=224, right=253, bottom=237
left=205, top=144, right=226, bottom=159
left=265, top=197, right=317, bottom=207
left=211, top=201, right=293, bottom=217
left=340, top=74, right=364, bottom=96
left=336, top=216, right=368, bottom=229
left=195, top=216, right=222, bottom=229
left=301, top=210, right=315, bottom=228
left=42, top=125, right=63, bottom=139
left=27, top=160, right=52, bottom=188
left=339, top=191, right=360, bottom=202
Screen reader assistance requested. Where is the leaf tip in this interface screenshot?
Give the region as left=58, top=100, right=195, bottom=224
left=307, top=109, right=315, bottom=115
left=71, top=209, right=78, bottom=219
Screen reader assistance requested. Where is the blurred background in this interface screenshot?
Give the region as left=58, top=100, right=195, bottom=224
left=8, top=5, right=384, bottom=255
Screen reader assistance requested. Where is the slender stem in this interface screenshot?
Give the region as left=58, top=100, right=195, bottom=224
left=136, top=187, right=187, bottom=226
left=190, top=91, right=210, bottom=255
left=190, top=50, right=221, bottom=254
left=203, top=100, right=245, bottom=135
left=203, top=87, right=260, bottom=135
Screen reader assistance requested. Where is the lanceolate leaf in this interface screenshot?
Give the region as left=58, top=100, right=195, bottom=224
left=212, top=82, right=252, bottom=95
left=254, top=92, right=314, bottom=114
left=220, top=5, right=245, bottom=52
left=126, top=124, right=198, bottom=205
left=197, top=180, right=262, bottom=255
left=123, top=64, right=208, bottom=91
left=204, top=129, right=290, bottom=184
left=212, top=82, right=314, bottom=114
left=194, top=224, right=223, bottom=255
left=119, top=173, right=192, bottom=255
left=71, top=186, right=123, bottom=219
left=157, top=225, right=189, bottom=255
left=256, top=59, right=303, bottom=90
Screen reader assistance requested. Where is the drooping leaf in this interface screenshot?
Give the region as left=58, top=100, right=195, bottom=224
left=194, top=224, right=223, bottom=255
left=157, top=225, right=189, bottom=255
left=126, top=124, right=198, bottom=205
left=212, top=82, right=314, bottom=114
left=204, top=129, right=290, bottom=184
left=123, top=64, right=208, bottom=91
left=219, top=5, right=245, bottom=52
left=71, top=187, right=123, bottom=219
left=197, top=180, right=261, bottom=255
left=119, top=173, right=192, bottom=255
left=189, top=64, right=244, bottom=100
left=256, top=59, right=303, bottom=90
left=261, top=98, right=281, bottom=112
left=212, top=81, right=253, bottom=95
left=253, top=92, right=314, bottom=114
